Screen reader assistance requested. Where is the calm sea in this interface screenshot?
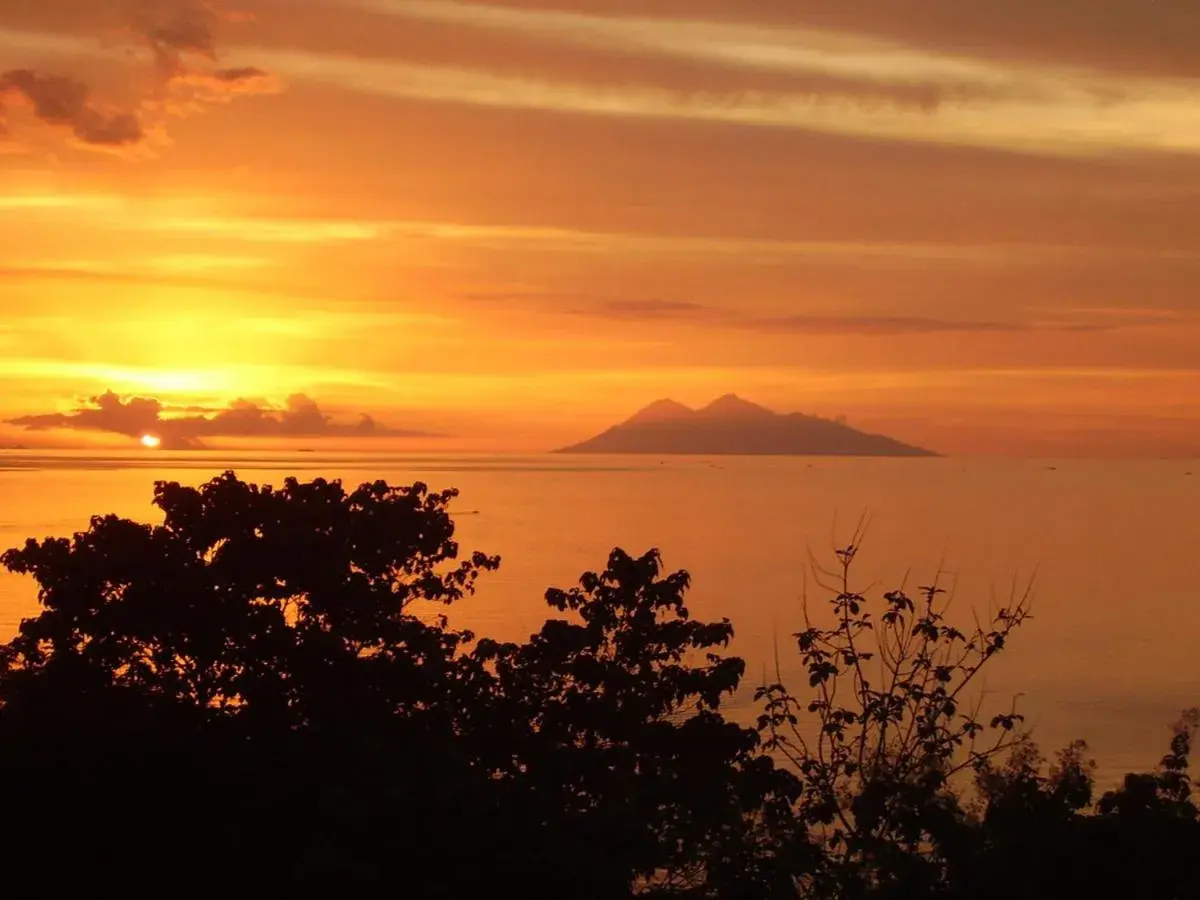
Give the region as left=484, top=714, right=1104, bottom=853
left=2, top=450, right=1198, bottom=787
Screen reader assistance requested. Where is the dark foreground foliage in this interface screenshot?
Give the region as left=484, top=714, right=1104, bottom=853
left=0, top=473, right=1195, bottom=897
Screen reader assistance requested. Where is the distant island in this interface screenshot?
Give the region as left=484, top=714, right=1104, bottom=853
left=556, top=395, right=937, bottom=457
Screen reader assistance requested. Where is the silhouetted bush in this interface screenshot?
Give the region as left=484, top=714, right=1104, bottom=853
left=0, top=473, right=1196, bottom=897
left=754, top=528, right=1198, bottom=899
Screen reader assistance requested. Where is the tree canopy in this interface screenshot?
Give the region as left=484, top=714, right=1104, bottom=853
left=0, top=472, right=1195, bottom=897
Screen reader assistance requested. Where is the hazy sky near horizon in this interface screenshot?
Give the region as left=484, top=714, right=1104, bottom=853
left=2, top=0, right=1200, bottom=455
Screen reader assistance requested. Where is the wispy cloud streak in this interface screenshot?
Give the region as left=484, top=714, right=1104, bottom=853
left=7, top=6, right=1200, bottom=156
left=353, top=0, right=1020, bottom=88
left=260, top=2, right=1200, bottom=157
left=578, top=298, right=1193, bottom=336
left=6, top=190, right=1198, bottom=263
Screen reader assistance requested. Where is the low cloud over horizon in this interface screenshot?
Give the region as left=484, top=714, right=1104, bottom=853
left=8, top=391, right=432, bottom=449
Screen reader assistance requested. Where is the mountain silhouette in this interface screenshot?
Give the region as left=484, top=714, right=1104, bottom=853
left=697, top=394, right=776, bottom=420
left=557, top=395, right=936, bottom=457
left=627, top=398, right=697, bottom=424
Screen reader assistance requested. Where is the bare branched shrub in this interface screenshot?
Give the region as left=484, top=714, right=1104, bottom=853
left=755, top=524, right=1033, bottom=896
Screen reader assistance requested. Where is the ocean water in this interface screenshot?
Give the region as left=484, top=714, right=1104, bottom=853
left=1, top=450, right=1198, bottom=787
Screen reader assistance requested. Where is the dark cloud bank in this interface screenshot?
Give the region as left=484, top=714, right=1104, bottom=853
left=8, top=391, right=432, bottom=449
left=0, top=0, right=273, bottom=152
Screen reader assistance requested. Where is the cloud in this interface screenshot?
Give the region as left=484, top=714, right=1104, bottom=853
left=350, top=0, right=1014, bottom=91
left=8, top=390, right=433, bottom=449
left=555, top=295, right=1020, bottom=332
left=17, top=190, right=1189, bottom=264
left=211, top=65, right=269, bottom=86
left=754, top=311, right=1192, bottom=335
left=0, top=69, right=143, bottom=149
left=352, top=1, right=1189, bottom=102
left=596, top=299, right=709, bottom=319
left=599, top=301, right=1020, bottom=334
left=756, top=314, right=1019, bottom=335
left=0, top=1, right=273, bottom=154
left=574, top=298, right=1187, bottom=335
left=139, top=1, right=221, bottom=77
left=253, top=9, right=1200, bottom=158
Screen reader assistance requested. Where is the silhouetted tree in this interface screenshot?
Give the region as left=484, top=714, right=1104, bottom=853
left=475, top=548, right=803, bottom=897
left=1, top=473, right=1197, bottom=897
left=946, top=711, right=1200, bottom=899
left=0, top=473, right=507, bottom=890
left=0, top=473, right=792, bottom=896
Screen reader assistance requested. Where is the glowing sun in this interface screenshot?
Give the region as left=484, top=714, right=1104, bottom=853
left=140, top=433, right=162, bottom=449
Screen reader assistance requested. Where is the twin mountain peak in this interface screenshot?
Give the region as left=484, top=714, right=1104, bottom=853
left=556, top=394, right=936, bottom=457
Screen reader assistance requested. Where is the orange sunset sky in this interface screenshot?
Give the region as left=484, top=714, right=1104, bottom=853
left=2, top=0, right=1199, bottom=456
